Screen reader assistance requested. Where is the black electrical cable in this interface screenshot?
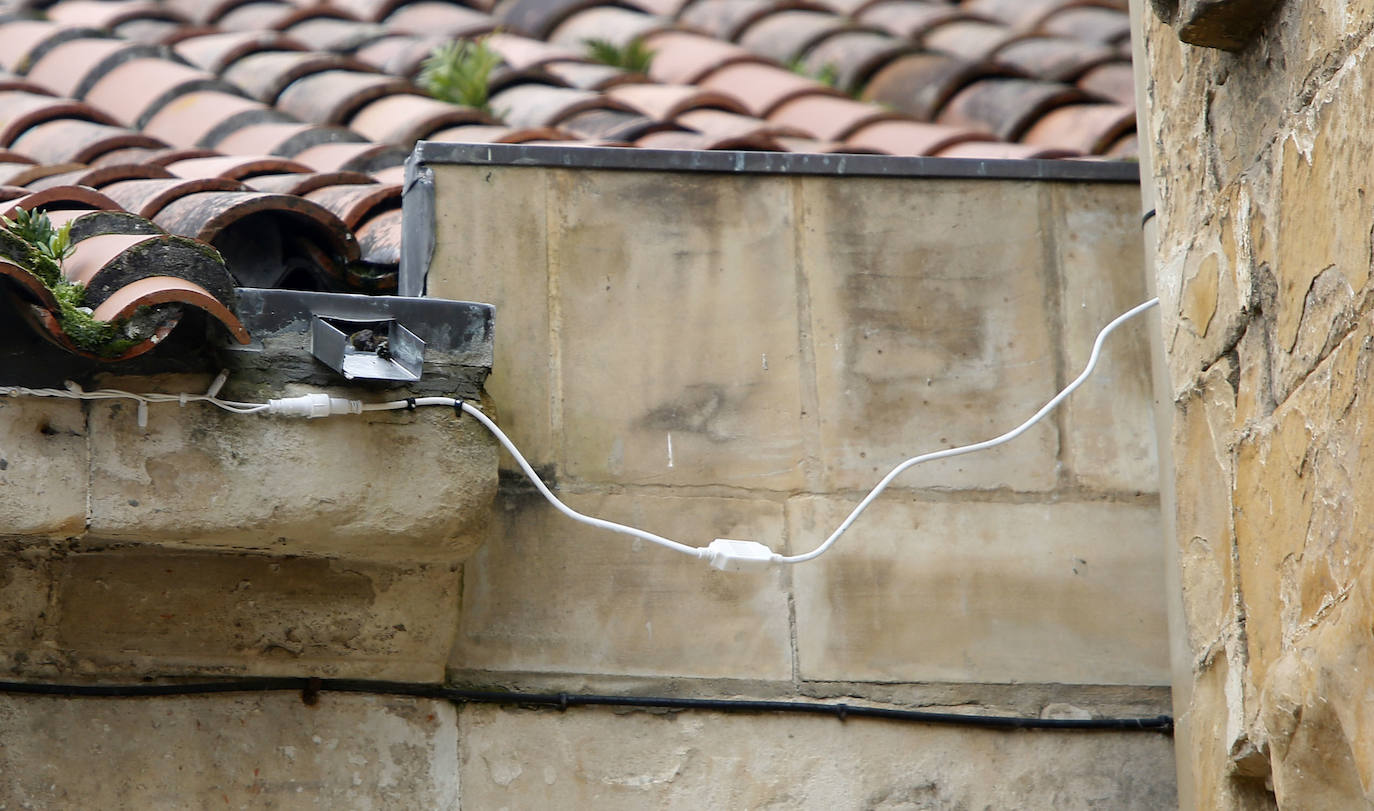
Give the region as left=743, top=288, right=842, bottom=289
left=0, top=677, right=1172, bottom=734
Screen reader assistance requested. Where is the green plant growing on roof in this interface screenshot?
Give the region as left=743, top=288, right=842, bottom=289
left=0, top=208, right=136, bottom=356
left=419, top=37, right=502, bottom=114
left=583, top=37, right=655, bottom=73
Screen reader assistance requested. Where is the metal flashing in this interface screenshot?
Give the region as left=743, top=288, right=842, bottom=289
left=411, top=141, right=1141, bottom=182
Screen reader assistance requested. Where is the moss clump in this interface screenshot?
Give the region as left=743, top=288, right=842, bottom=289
left=418, top=37, right=502, bottom=114
left=1, top=208, right=137, bottom=357
left=583, top=37, right=655, bottom=73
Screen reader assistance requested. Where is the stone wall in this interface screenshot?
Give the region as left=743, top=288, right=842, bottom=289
left=425, top=151, right=1176, bottom=807
left=1143, top=3, right=1374, bottom=807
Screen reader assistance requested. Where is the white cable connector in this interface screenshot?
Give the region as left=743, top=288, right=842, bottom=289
left=266, top=393, right=362, bottom=418
left=0, top=296, right=1160, bottom=570
left=705, top=539, right=779, bottom=571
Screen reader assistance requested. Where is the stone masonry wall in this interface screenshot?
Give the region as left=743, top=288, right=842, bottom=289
left=427, top=160, right=1176, bottom=807
left=1145, top=4, right=1374, bottom=807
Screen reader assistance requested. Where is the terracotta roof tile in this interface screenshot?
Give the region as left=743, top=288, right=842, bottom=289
left=303, top=181, right=400, bottom=228
left=861, top=52, right=1006, bottom=121
left=291, top=139, right=407, bottom=172
left=89, top=273, right=249, bottom=347
left=842, top=118, right=990, bottom=156
left=991, top=35, right=1117, bottom=81
left=604, top=82, right=748, bottom=119
left=1075, top=60, right=1134, bottom=105
left=221, top=50, right=375, bottom=104
left=144, top=89, right=290, bottom=148
left=921, top=19, right=1018, bottom=61
left=426, top=123, right=574, bottom=143
left=1018, top=101, right=1134, bottom=154
left=933, top=139, right=1078, bottom=159
left=547, top=6, right=667, bottom=51
left=164, top=154, right=314, bottom=180
left=856, top=1, right=972, bottom=38
left=85, top=57, right=240, bottom=129
left=497, top=0, right=615, bottom=39
left=736, top=11, right=862, bottom=65
left=46, top=0, right=189, bottom=31
left=348, top=92, right=493, bottom=144
left=796, top=30, right=913, bottom=95
left=634, top=129, right=783, bottom=151
left=490, top=83, right=632, bottom=128
left=380, top=2, right=497, bottom=36
left=675, top=107, right=808, bottom=139
left=767, top=93, right=904, bottom=141
left=26, top=36, right=167, bottom=99
left=935, top=76, right=1086, bottom=140
left=556, top=107, right=661, bottom=140
left=212, top=121, right=367, bottom=156
left=281, top=15, right=389, bottom=52
left=0, top=91, right=117, bottom=147
left=275, top=70, right=417, bottom=125
left=243, top=169, right=375, bottom=194
left=12, top=118, right=168, bottom=164
left=1037, top=5, right=1131, bottom=45
left=173, top=30, right=307, bottom=73
left=643, top=31, right=767, bottom=84
left=542, top=61, right=632, bottom=90
left=678, top=0, right=782, bottom=41
left=697, top=61, right=841, bottom=118
left=2, top=185, right=123, bottom=215
left=484, top=31, right=581, bottom=69
left=102, top=176, right=250, bottom=218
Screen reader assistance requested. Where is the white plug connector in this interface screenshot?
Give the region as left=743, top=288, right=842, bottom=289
left=266, top=393, right=363, bottom=418
left=705, top=539, right=779, bottom=571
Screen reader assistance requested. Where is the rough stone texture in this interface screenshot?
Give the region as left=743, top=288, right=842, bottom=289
left=0, top=398, right=87, bottom=538
left=1145, top=3, right=1374, bottom=806
left=790, top=496, right=1169, bottom=685
left=86, top=376, right=497, bottom=562
left=451, top=491, right=792, bottom=679
left=0, top=693, right=460, bottom=809
left=801, top=178, right=1060, bottom=494
left=429, top=162, right=1172, bottom=806
left=458, top=704, right=1178, bottom=810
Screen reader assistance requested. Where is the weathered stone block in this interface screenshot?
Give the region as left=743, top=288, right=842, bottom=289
left=85, top=378, right=497, bottom=562
left=0, top=693, right=459, bottom=808
left=52, top=548, right=460, bottom=680
left=1050, top=183, right=1158, bottom=492
left=451, top=491, right=792, bottom=680
left=0, top=398, right=87, bottom=537
left=458, top=703, right=1177, bottom=809
left=801, top=177, right=1060, bottom=493
left=789, top=495, right=1170, bottom=685
left=429, top=164, right=556, bottom=471
left=550, top=170, right=806, bottom=491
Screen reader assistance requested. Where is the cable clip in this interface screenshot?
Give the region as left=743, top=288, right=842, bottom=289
left=405, top=397, right=417, bottom=411
left=452, top=396, right=464, bottom=419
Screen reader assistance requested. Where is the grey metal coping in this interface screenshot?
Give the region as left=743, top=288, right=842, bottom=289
left=410, top=142, right=1141, bottom=182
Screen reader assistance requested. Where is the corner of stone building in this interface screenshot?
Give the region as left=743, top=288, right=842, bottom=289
left=1145, top=1, right=1374, bottom=806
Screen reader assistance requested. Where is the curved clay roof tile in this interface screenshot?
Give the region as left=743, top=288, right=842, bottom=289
left=642, top=31, right=768, bottom=84
left=1075, top=60, right=1134, bottom=105
left=173, top=31, right=308, bottom=74
left=46, top=0, right=191, bottom=31
left=857, top=4, right=989, bottom=40
left=152, top=189, right=359, bottom=264
left=425, top=124, right=575, bottom=143
left=737, top=11, right=860, bottom=65
left=303, top=181, right=400, bottom=228
left=540, top=61, right=630, bottom=91
left=843, top=118, right=992, bottom=156
left=547, top=6, right=668, bottom=52
left=861, top=52, right=1012, bottom=122
left=26, top=37, right=168, bottom=101
left=767, top=93, right=905, bottom=141
left=85, top=58, right=241, bottom=130
left=934, top=139, right=1080, bottom=159
left=991, top=35, right=1118, bottom=82
left=282, top=16, right=390, bottom=52
left=1018, top=101, right=1134, bottom=154
left=11, top=119, right=169, bottom=164
left=101, top=176, right=251, bottom=218
left=244, top=169, right=375, bottom=194
left=380, top=2, right=499, bottom=36
left=0, top=20, right=108, bottom=76
left=604, top=83, right=749, bottom=120
left=223, top=51, right=379, bottom=104
left=350, top=93, right=494, bottom=144
left=142, top=90, right=288, bottom=148
left=0, top=91, right=119, bottom=147
left=90, top=274, right=250, bottom=347
left=165, top=155, right=315, bottom=180
left=697, top=61, right=842, bottom=118
left=490, top=84, right=635, bottom=129
left=353, top=206, right=401, bottom=265
left=291, top=140, right=408, bottom=172
left=634, top=129, right=784, bottom=152
left=935, top=76, right=1087, bottom=141
left=796, top=30, right=915, bottom=96
left=276, top=70, right=419, bottom=125
left=213, top=121, right=367, bottom=157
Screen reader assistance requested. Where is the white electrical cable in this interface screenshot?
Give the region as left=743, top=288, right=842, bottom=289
left=0, top=296, right=1158, bottom=569
left=775, top=295, right=1160, bottom=564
